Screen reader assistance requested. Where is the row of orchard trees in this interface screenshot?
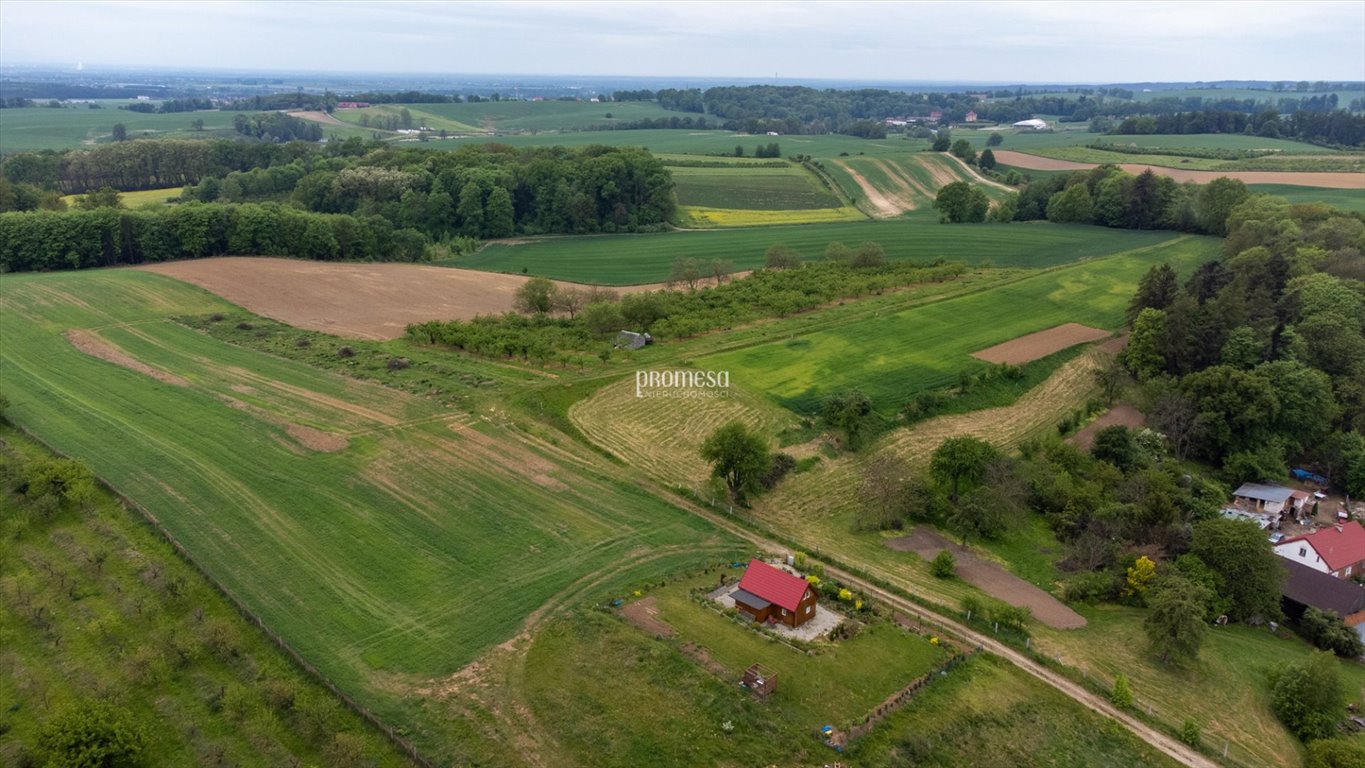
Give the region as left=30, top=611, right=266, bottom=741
left=0, top=203, right=428, bottom=271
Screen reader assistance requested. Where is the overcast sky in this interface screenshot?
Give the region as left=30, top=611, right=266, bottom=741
left=3, top=0, right=1363, bottom=83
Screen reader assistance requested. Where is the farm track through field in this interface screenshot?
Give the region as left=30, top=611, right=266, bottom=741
left=941, top=153, right=1017, bottom=193
left=833, top=159, right=915, bottom=216
left=992, top=150, right=1365, bottom=188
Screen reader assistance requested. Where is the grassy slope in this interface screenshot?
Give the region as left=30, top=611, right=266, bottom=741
left=1034, top=605, right=1365, bottom=768
left=0, top=427, right=413, bottom=768
left=701, top=236, right=1218, bottom=415
left=0, top=269, right=743, bottom=763
left=417, top=100, right=681, bottom=132
left=60, top=187, right=184, bottom=207
left=452, top=221, right=1177, bottom=284
left=848, top=654, right=1181, bottom=767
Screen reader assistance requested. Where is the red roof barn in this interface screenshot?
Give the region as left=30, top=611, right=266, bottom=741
left=732, top=560, right=818, bottom=628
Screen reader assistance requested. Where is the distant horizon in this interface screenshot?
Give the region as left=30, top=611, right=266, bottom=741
left=3, top=61, right=1361, bottom=93
left=3, top=1, right=1362, bottom=83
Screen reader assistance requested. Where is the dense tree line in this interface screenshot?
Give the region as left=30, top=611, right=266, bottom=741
left=120, top=97, right=216, bottom=114
left=1012, top=167, right=1254, bottom=235
left=0, top=138, right=369, bottom=195
left=1121, top=196, right=1365, bottom=494
left=587, top=115, right=716, bottom=131
left=407, top=256, right=967, bottom=363
left=0, top=203, right=429, bottom=271
left=1110, top=108, right=1365, bottom=146
left=232, top=112, right=324, bottom=142
left=1, top=140, right=677, bottom=242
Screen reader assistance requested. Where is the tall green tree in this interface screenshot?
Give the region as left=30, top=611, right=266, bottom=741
left=1196, top=176, right=1249, bottom=236
left=484, top=186, right=515, bottom=238
left=1126, top=263, right=1179, bottom=324
left=1269, top=651, right=1345, bottom=741
left=1124, top=308, right=1167, bottom=380
left=821, top=389, right=873, bottom=450
left=1045, top=183, right=1094, bottom=223
left=37, top=700, right=147, bottom=768
left=934, top=182, right=989, bottom=223
left=513, top=277, right=555, bottom=314
left=1143, top=574, right=1211, bottom=665
left=1189, top=517, right=1284, bottom=622
left=700, top=421, right=771, bottom=502
left=930, top=436, right=999, bottom=502
left=456, top=181, right=484, bottom=237
left=110, top=122, right=127, bottom=142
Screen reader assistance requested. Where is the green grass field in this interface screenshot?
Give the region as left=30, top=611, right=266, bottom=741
left=427, top=127, right=926, bottom=158
left=451, top=221, right=1178, bottom=284
left=331, top=104, right=484, bottom=134
left=60, top=186, right=184, bottom=207
left=1016, top=144, right=1364, bottom=172
left=1247, top=184, right=1365, bottom=212
left=670, top=164, right=843, bottom=210
left=0, top=427, right=412, bottom=768
left=1036, top=605, right=1365, bottom=768
left=417, top=100, right=682, bottom=132
left=699, top=235, right=1218, bottom=415
left=0, top=268, right=744, bottom=764
left=848, top=654, right=1181, bottom=767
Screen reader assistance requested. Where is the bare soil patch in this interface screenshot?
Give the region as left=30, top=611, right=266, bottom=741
left=886, top=528, right=1086, bottom=630
left=971, top=323, right=1110, bottom=365
left=992, top=150, right=1365, bottom=189
left=140, top=257, right=650, bottom=340
left=621, top=596, right=675, bottom=638
left=918, top=154, right=963, bottom=188
left=221, top=396, right=350, bottom=453
left=65, top=329, right=190, bottom=387
left=1068, top=404, right=1145, bottom=452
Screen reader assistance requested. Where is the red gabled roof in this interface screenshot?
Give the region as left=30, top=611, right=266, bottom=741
left=1281, top=521, right=1365, bottom=572
left=737, top=560, right=811, bottom=612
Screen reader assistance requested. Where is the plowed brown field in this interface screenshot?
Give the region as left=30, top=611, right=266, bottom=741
left=992, top=150, right=1365, bottom=189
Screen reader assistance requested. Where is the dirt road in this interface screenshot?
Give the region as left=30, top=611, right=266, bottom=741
left=653, top=484, right=1218, bottom=768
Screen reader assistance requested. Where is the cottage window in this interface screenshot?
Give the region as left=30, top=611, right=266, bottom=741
left=781, top=608, right=787, bottom=616
left=1348, top=566, right=1354, bottom=577
left=1299, top=547, right=1306, bottom=557
left=806, top=606, right=812, bottom=615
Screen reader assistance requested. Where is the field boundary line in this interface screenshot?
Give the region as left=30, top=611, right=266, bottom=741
left=9, top=423, right=437, bottom=768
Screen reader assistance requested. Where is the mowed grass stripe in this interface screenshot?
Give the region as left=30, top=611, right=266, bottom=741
left=454, top=221, right=1179, bottom=284
left=1, top=269, right=740, bottom=761
left=700, top=235, right=1220, bottom=414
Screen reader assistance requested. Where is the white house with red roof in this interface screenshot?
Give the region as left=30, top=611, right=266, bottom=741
left=1274, top=521, right=1365, bottom=579
left=732, top=560, right=818, bottom=628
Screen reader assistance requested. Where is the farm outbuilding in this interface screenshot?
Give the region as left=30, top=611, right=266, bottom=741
left=732, top=560, right=818, bottom=628
left=1280, top=559, right=1365, bottom=630
left=1232, top=483, right=1298, bottom=516
left=1011, top=118, right=1048, bottom=130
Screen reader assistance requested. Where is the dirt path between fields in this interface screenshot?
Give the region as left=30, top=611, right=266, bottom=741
left=140, top=258, right=662, bottom=340
left=992, top=150, right=1365, bottom=189
left=886, top=528, right=1086, bottom=630
left=971, top=323, right=1111, bottom=365
left=833, top=159, right=913, bottom=217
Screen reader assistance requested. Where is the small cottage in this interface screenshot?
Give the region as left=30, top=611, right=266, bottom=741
left=732, top=560, right=818, bottom=628
left=1232, top=483, right=1298, bottom=516
left=614, top=330, right=652, bottom=350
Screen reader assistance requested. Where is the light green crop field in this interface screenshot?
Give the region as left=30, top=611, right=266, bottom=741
left=953, top=129, right=1337, bottom=154
left=427, top=127, right=927, bottom=158
left=1127, top=86, right=1365, bottom=105
left=670, top=164, right=844, bottom=210
left=60, top=186, right=184, bottom=207
left=330, top=104, right=484, bottom=134
left=1017, top=144, right=1364, bottom=172
left=0, top=269, right=743, bottom=764
left=0, top=106, right=374, bottom=153
left=452, top=221, right=1177, bottom=284
left=1247, top=184, right=1365, bottom=211
left=700, top=235, right=1219, bottom=415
